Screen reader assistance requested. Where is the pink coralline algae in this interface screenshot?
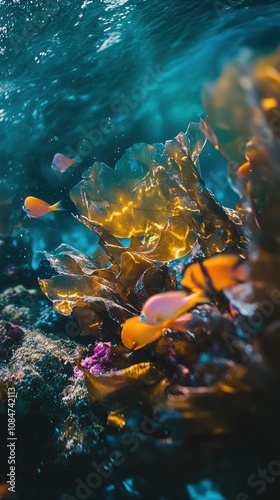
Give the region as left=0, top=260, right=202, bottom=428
left=74, top=342, right=113, bottom=378
left=0, top=321, right=24, bottom=345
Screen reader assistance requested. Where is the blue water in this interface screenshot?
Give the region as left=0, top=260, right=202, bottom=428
left=1, top=0, right=280, bottom=255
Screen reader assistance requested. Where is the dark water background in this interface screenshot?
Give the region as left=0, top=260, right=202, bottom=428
left=1, top=0, right=280, bottom=259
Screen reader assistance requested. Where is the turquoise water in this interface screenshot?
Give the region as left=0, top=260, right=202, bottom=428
left=1, top=3, right=280, bottom=498
left=1, top=0, right=280, bottom=252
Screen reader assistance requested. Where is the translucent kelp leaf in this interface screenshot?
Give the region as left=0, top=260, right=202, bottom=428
left=203, top=48, right=280, bottom=176
left=44, top=243, right=97, bottom=275
left=202, top=53, right=254, bottom=166
left=177, top=122, right=207, bottom=175
left=71, top=126, right=243, bottom=262
left=160, top=364, right=251, bottom=433
left=254, top=48, right=280, bottom=120
left=39, top=265, right=138, bottom=338
left=78, top=209, right=198, bottom=264
left=164, top=136, right=245, bottom=255
left=72, top=297, right=137, bottom=338
left=139, top=215, right=198, bottom=262
left=116, top=251, right=175, bottom=308
left=70, top=146, right=172, bottom=239
left=77, top=361, right=162, bottom=403
left=203, top=48, right=280, bottom=254
left=38, top=272, right=119, bottom=316
left=70, top=125, right=213, bottom=262
left=39, top=235, right=175, bottom=337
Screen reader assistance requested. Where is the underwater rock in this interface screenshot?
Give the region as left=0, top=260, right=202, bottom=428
left=0, top=285, right=70, bottom=334
left=0, top=322, right=108, bottom=487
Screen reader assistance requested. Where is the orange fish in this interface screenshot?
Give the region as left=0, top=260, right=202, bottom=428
left=122, top=315, right=166, bottom=350
left=121, top=291, right=208, bottom=350
left=122, top=311, right=197, bottom=350
left=51, top=153, right=81, bottom=173
left=237, top=160, right=251, bottom=179
left=181, top=253, right=248, bottom=293
left=237, top=141, right=269, bottom=178
left=139, top=290, right=207, bottom=326
left=23, top=196, right=64, bottom=218
left=261, top=97, right=278, bottom=111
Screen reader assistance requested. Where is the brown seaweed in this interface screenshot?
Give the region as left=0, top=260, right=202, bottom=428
left=77, top=361, right=162, bottom=404
left=39, top=239, right=175, bottom=338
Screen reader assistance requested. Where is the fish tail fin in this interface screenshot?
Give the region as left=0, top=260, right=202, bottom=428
left=50, top=200, right=65, bottom=212
left=74, top=155, right=83, bottom=164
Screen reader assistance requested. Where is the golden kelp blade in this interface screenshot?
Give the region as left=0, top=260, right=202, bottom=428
left=203, top=47, right=280, bottom=175
left=107, top=411, right=126, bottom=429
left=254, top=48, right=280, bottom=113
left=43, top=243, right=97, bottom=275
left=116, top=251, right=174, bottom=302
left=38, top=273, right=118, bottom=315
left=77, top=361, right=161, bottom=402
left=161, top=364, right=251, bottom=434
left=203, top=55, right=255, bottom=166
left=139, top=214, right=198, bottom=262
left=70, top=124, right=241, bottom=262
left=38, top=237, right=175, bottom=337
left=70, top=145, right=172, bottom=239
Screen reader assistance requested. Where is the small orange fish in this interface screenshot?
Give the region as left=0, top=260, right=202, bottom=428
left=121, top=315, right=166, bottom=350
left=261, top=97, right=278, bottom=111
left=237, top=160, right=251, bottom=179
left=237, top=141, right=269, bottom=178
left=139, top=290, right=207, bottom=326
left=51, top=153, right=81, bottom=173
left=23, top=196, right=64, bottom=218
left=181, top=254, right=248, bottom=294
left=121, top=312, right=197, bottom=350
left=121, top=291, right=208, bottom=350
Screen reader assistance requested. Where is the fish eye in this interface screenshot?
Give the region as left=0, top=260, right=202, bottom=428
left=140, top=313, right=147, bottom=322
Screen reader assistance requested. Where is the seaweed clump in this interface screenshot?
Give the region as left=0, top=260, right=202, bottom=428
left=38, top=49, right=280, bottom=478
left=39, top=123, right=244, bottom=341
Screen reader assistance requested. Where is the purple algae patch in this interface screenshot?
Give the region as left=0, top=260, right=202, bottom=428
left=74, top=342, right=113, bottom=378
left=0, top=321, right=25, bottom=344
